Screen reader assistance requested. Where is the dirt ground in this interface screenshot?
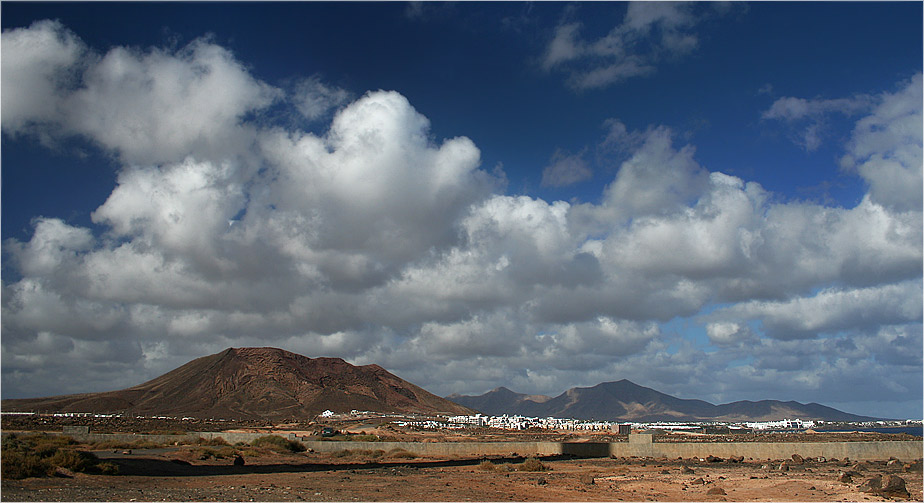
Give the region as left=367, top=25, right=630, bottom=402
left=3, top=446, right=922, bottom=502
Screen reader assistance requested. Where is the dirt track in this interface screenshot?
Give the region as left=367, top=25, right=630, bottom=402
left=3, top=447, right=922, bottom=501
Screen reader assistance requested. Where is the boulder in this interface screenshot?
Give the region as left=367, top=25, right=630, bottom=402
left=778, top=462, right=789, bottom=472
left=859, top=475, right=882, bottom=493
left=836, top=471, right=852, bottom=483
left=707, top=487, right=727, bottom=495
left=691, top=477, right=706, bottom=485
left=706, top=455, right=723, bottom=463
left=880, top=475, right=910, bottom=498
left=681, top=465, right=695, bottom=474
left=233, top=455, right=245, bottom=466
left=579, top=474, right=595, bottom=485
left=904, top=460, right=923, bottom=472
left=728, top=455, right=744, bottom=463
left=791, top=454, right=804, bottom=465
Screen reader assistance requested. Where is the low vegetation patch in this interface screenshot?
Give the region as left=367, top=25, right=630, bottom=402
left=188, top=446, right=237, bottom=460
left=330, top=449, right=386, bottom=459
left=518, top=457, right=548, bottom=472
left=386, top=448, right=416, bottom=459
left=250, top=435, right=306, bottom=453
left=1, top=434, right=117, bottom=479
left=88, top=439, right=165, bottom=450
left=478, top=460, right=497, bottom=471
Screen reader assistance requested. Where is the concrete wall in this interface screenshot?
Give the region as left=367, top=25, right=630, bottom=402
left=298, top=439, right=920, bottom=461
left=609, top=440, right=922, bottom=461
left=42, top=430, right=922, bottom=461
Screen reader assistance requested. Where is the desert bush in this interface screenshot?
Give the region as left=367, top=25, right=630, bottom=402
left=347, top=434, right=381, bottom=442
left=197, top=437, right=230, bottom=446
left=518, top=457, right=548, bottom=472
left=191, top=446, right=237, bottom=460
left=250, top=435, right=305, bottom=453
left=48, top=449, right=99, bottom=473
left=89, top=439, right=164, bottom=450
left=330, top=449, right=353, bottom=458
left=97, top=461, right=119, bottom=475
left=1, top=434, right=108, bottom=479
left=2, top=448, right=52, bottom=479
left=386, top=448, right=416, bottom=459
left=478, top=460, right=497, bottom=471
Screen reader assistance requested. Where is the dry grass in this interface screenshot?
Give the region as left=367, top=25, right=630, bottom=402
left=518, top=457, right=548, bottom=472
left=1, top=433, right=117, bottom=479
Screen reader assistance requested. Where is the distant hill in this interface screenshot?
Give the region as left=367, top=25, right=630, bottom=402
left=448, top=379, right=879, bottom=422
left=2, top=347, right=474, bottom=420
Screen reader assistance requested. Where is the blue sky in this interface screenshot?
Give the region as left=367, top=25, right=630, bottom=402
left=2, top=2, right=922, bottom=419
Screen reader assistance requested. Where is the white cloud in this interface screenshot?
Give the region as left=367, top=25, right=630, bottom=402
left=2, top=22, right=281, bottom=165
left=841, top=73, right=923, bottom=212
left=762, top=95, right=873, bottom=151
left=0, top=20, right=86, bottom=137
left=541, top=148, right=592, bottom=187
left=291, top=76, right=351, bottom=121
left=543, top=3, right=721, bottom=90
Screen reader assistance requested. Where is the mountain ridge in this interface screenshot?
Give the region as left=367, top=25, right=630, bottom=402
left=447, top=379, right=880, bottom=422
left=2, top=347, right=474, bottom=420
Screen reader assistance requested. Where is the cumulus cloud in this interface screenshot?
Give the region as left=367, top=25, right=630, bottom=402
left=291, top=76, right=351, bottom=121
left=841, top=73, right=923, bottom=212
left=0, top=20, right=86, bottom=140
left=762, top=94, right=873, bottom=151
left=542, top=3, right=723, bottom=90
left=541, top=148, right=592, bottom=187
left=1, top=21, right=920, bottom=417
left=2, top=20, right=280, bottom=164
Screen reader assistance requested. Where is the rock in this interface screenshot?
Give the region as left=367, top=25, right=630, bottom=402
left=691, top=477, right=705, bottom=485
left=791, top=454, right=804, bottom=465
left=52, top=467, right=75, bottom=478
left=706, top=455, right=722, bottom=463
left=681, top=465, right=695, bottom=474
left=660, top=469, right=671, bottom=474
left=859, top=475, right=882, bottom=493
left=837, top=471, right=852, bottom=483
left=729, top=455, right=744, bottom=463
left=707, top=487, right=727, bottom=495
left=122, top=450, right=132, bottom=455
left=234, top=455, right=245, bottom=466
left=904, top=460, right=923, bottom=472
left=536, top=477, right=547, bottom=486
left=887, top=459, right=901, bottom=467
left=778, top=462, right=789, bottom=472
left=880, top=475, right=910, bottom=498
left=815, top=457, right=826, bottom=463
left=579, top=474, right=595, bottom=485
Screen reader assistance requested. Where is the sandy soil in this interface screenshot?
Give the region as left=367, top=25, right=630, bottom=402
left=3, top=447, right=922, bottom=502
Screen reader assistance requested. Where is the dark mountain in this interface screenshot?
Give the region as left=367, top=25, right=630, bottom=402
left=448, top=379, right=879, bottom=422
left=2, top=347, right=474, bottom=420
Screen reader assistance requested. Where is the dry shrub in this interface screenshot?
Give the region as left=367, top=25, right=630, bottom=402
left=192, top=446, right=237, bottom=460
left=196, top=437, right=231, bottom=446
left=1, top=433, right=108, bottom=479
left=250, top=435, right=306, bottom=453
left=518, top=457, right=548, bottom=472
left=387, top=448, right=416, bottom=459
left=48, top=449, right=99, bottom=473
left=478, top=460, right=497, bottom=471
left=90, top=439, right=164, bottom=450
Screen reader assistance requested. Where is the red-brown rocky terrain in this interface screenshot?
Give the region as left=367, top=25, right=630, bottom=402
left=1, top=347, right=474, bottom=420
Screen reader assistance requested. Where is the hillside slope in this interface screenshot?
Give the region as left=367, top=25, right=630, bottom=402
left=2, top=347, right=474, bottom=420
